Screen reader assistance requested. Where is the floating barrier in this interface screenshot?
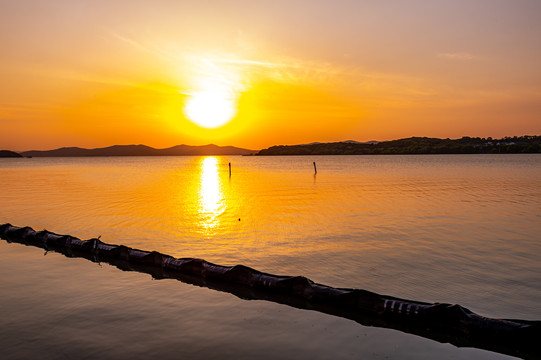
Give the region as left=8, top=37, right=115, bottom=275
left=0, top=223, right=539, bottom=359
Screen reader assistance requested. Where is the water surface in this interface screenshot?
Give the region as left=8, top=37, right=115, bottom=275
left=1, top=154, right=539, bottom=359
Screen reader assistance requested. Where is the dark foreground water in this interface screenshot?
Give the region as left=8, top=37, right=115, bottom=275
left=0, top=154, right=539, bottom=359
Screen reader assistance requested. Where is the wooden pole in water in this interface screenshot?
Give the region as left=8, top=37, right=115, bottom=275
left=313, top=161, right=317, bottom=174
left=229, top=162, right=232, bottom=177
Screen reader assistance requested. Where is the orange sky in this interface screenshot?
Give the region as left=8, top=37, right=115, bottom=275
left=1, top=0, right=540, bottom=151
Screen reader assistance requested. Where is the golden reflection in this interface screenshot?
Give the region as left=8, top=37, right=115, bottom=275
left=198, top=157, right=225, bottom=233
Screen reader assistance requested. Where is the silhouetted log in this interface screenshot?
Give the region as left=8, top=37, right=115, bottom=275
left=107, top=245, right=131, bottom=261
left=1, top=223, right=539, bottom=359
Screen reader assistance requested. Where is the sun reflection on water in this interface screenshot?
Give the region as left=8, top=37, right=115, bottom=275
left=198, top=157, right=225, bottom=234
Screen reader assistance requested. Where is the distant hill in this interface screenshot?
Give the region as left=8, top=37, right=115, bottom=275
left=21, top=144, right=257, bottom=157
left=301, top=140, right=379, bottom=146
left=0, top=150, right=23, bottom=158
left=258, top=136, right=541, bottom=155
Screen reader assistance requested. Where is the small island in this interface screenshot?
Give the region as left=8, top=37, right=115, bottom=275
left=257, top=136, right=541, bottom=155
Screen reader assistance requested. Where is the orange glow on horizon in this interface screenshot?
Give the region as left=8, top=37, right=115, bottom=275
left=1, top=1, right=540, bottom=151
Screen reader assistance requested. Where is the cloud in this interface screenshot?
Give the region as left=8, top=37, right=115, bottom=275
left=184, top=51, right=346, bottom=90
left=107, top=31, right=440, bottom=106
left=110, top=31, right=180, bottom=61
left=110, top=30, right=341, bottom=83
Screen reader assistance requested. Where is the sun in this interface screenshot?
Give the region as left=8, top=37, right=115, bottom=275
left=181, top=55, right=245, bottom=129
left=184, top=89, right=237, bottom=129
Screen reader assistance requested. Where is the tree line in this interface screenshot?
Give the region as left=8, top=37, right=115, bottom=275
left=257, top=136, right=541, bottom=155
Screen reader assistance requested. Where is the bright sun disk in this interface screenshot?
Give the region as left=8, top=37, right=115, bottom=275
left=184, top=89, right=237, bottom=129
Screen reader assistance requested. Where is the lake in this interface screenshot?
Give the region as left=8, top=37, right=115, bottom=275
left=0, top=154, right=539, bottom=359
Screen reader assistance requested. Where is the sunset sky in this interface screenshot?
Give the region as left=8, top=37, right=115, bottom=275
left=2, top=0, right=540, bottom=151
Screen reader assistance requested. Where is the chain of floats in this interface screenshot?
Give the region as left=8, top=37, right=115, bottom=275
left=1, top=223, right=538, bottom=351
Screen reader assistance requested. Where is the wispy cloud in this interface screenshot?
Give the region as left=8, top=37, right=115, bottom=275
left=107, top=31, right=442, bottom=106
left=110, top=31, right=346, bottom=85
left=214, top=58, right=277, bottom=68
left=110, top=31, right=180, bottom=61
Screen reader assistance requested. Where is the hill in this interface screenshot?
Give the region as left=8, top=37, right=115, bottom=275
left=0, top=150, right=23, bottom=158
left=257, top=136, right=541, bottom=155
left=22, top=144, right=256, bottom=157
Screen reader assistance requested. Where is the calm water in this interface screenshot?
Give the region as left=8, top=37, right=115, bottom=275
left=0, top=154, right=540, bottom=359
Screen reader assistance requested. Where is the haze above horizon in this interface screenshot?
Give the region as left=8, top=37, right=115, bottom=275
left=2, top=0, right=540, bottom=151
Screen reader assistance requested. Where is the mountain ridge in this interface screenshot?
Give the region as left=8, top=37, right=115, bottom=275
left=0, top=150, right=23, bottom=158
left=11, top=136, right=541, bottom=157
left=21, top=144, right=257, bottom=157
